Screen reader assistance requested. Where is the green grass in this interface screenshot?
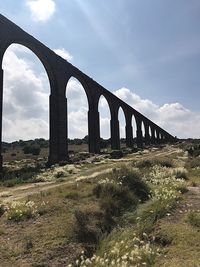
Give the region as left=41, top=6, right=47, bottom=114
left=186, top=211, right=200, bottom=228
left=154, top=222, right=200, bottom=267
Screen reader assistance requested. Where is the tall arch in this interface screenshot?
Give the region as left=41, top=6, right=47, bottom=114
left=141, top=120, right=145, bottom=145
left=98, top=95, right=111, bottom=151
left=0, top=40, right=54, bottom=90
left=132, top=114, right=137, bottom=145
left=2, top=43, right=50, bottom=162
left=65, top=77, right=89, bottom=152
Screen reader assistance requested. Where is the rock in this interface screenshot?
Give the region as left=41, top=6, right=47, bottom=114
left=110, top=150, right=123, bottom=159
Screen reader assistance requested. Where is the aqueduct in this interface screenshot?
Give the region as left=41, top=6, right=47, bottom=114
left=0, top=14, right=176, bottom=168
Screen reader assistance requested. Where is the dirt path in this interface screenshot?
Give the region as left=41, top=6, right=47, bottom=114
left=165, top=185, right=200, bottom=223
left=0, top=146, right=181, bottom=204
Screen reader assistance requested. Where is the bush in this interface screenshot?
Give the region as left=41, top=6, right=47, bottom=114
left=186, top=157, right=200, bottom=169
left=0, top=204, right=5, bottom=217
left=74, top=209, right=103, bottom=244
left=0, top=164, right=42, bottom=186
left=186, top=211, right=200, bottom=228
left=65, top=191, right=79, bottom=200
left=23, top=145, right=41, bottom=155
left=136, top=198, right=177, bottom=235
left=136, top=157, right=173, bottom=169
left=6, top=201, right=38, bottom=222
left=110, top=150, right=123, bottom=159
left=136, top=159, right=153, bottom=168
left=117, top=167, right=150, bottom=201
left=54, top=171, right=65, bottom=178
left=173, top=168, right=188, bottom=180
left=97, top=183, right=138, bottom=216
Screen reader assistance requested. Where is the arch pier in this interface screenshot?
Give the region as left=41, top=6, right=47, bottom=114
left=0, top=15, right=176, bottom=168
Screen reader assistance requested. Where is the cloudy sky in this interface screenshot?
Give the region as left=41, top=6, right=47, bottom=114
left=0, top=0, right=200, bottom=142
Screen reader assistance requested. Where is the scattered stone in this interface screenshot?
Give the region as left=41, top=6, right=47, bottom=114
left=110, top=150, right=123, bottom=159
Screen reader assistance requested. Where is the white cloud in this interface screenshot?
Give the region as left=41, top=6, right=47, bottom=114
left=53, top=48, right=73, bottom=62
left=2, top=44, right=49, bottom=142
left=26, top=0, right=56, bottom=22
left=113, top=87, right=200, bottom=138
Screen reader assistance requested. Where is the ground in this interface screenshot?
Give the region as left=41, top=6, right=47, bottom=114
left=0, top=143, right=199, bottom=267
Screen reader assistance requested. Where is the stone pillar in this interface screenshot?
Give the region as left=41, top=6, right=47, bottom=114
left=151, top=127, right=156, bottom=144
left=48, top=93, right=68, bottom=165
left=0, top=68, right=3, bottom=169
left=160, top=133, right=164, bottom=143
left=156, top=130, right=160, bottom=144
left=136, top=119, right=143, bottom=148
left=125, top=123, right=133, bottom=147
left=144, top=125, right=150, bottom=146
left=110, top=114, right=120, bottom=150
left=88, top=106, right=100, bottom=153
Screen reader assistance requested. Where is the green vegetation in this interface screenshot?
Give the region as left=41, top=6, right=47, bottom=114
left=0, top=163, right=43, bottom=187
left=186, top=211, right=200, bottom=228
left=5, top=200, right=46, bottom=222
left=0, top=142, right=199, bottom=266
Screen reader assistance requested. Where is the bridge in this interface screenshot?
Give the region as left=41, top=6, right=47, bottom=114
left=0, top=14, right=176, bottom=168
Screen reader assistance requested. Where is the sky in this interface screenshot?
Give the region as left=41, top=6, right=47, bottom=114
left=0, top=0, right=200, bottom=141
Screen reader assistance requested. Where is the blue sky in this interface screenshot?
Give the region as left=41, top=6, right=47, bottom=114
left=0, top=0, right=200, bottom=140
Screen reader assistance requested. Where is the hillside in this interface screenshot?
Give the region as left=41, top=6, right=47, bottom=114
left=0, top=143, right=199, bottom=267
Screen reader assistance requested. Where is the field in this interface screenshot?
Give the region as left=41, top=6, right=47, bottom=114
left=0, top=142, right=200, bottom=267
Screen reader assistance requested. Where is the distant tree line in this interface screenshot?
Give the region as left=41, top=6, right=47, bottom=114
left=2, top=135, right=133, bottom=155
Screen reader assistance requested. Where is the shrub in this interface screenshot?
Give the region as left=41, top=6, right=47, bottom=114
left=186, top=157, right=200, bottom=169
left=112, top=167, right=150, bottom=201
left=110, top=150, right=123, bottom=159
left=173, top=168, right=188, bottom=180
left=136, top=157, right=173, bottom=169
left=5, top=200, right=46, bottom=222
left=6, top=200, right=38, bottom=222
left=54, top=171, right=65, bottom=178
left=0, top=203, right=5, bottom=217
left=93, top=182, right=138, bottom=216
left=186, top=211, right=200, bottom=228
left=77, top=231, right=159, bottom=267
left=74, top=209, right=103, bottom=244
left=0, top=164, right=42, bottom=186
left=64, top=191, right=79, bottom=200
left=136, top=198, right=177, bottom=235
left=101, top=184, right=138, bottom=216
left=136, top=159, right=153, bottom=168
left=23, top=145, right=41, bottom=155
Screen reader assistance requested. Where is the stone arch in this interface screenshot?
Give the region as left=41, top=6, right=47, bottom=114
left=65, top=74, right=91, bottom=105
left=98, top=95, right=111, bottom=144
left=0, top=38, right=69, bottom=166
left=148, top=125, right=152, bottom=137
left=155, top=128, right=159, bottom=142
left=141, top=120, right=145, bottom=140
left=1, top=43, right=50, bottom=161
left=1, top=40, right=55, bottom=93
left=131, top=114, right=137, bottom=146
left=65, top=76, right=89, bottom=151
left=118, top=106, right=126, bottom=147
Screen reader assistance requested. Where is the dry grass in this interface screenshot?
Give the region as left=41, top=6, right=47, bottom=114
left=0, top=143, right=199, bottom=266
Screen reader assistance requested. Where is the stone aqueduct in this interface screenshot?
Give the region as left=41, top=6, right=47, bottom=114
left=0, top=14, right=176, bottom=167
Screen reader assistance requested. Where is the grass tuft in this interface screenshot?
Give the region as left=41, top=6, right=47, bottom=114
left=186, top=211, right=200, bottom=228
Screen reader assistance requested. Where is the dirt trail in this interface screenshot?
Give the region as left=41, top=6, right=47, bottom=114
left=0, top=146, right=181, bottom=203
left=164, top=185, right=200, bottom=224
